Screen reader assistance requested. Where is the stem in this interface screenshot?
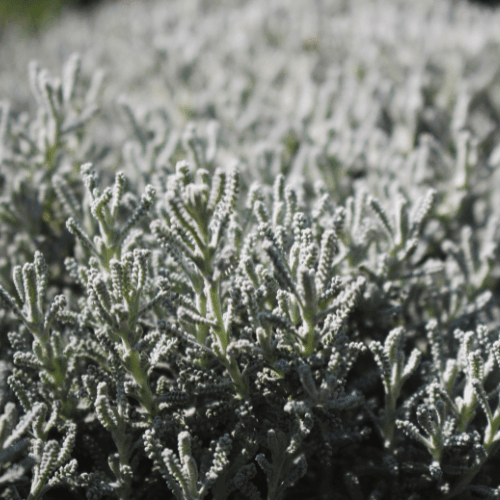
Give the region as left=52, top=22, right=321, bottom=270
left=115, top=432, right=132, bottom=500
left=205, top=279, right=249, bottom=398
left=196, top=291, right=209, bottom=345
left=382, top=392, right=397, bottom=449
left=207, top=280, right=228, bottom=352
left=119, top=329, right=158, bottom=419
left=196, top=291, right=211, bottom=369
left=126, top=349, right=158, bottom=419
left=301, top=321, right=316, bottom=357
left=267, top=458, right=285, bottom=500
left=36, top=334, right=74, bottom=417
left=442, top=441, right=500, bottom=499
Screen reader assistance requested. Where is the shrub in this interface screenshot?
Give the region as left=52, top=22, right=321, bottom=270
left=2, top=1, right=500, bottom=499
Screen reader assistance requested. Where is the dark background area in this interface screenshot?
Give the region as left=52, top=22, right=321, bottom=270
left=0, top=0, right=108, bottom=34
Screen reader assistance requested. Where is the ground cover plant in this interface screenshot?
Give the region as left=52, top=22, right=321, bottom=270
left=2, top=0, right=500, bottom=499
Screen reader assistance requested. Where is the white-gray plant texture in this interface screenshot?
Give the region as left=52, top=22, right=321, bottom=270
left=1, top=0, right=500, bottom=498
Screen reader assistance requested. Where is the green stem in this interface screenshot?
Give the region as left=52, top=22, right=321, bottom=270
left=196, top=291, right=209, bottom=345
left=127, top=349, right=158, bottom=419
left=442, top=441, right=500, bottom=499
left=119, top=327, right=157, bottom=418
left=206, top=279, right=249, bottom=398
left=226, top=358, right=249, bottom=399
left=115, top=432, right=132, bottom=500
left=267, top=457, right=285, bottom=500
left=35, top=336, right=74, bottom=417
left=207, top=280, right=228, bottom=352
left=300, top=320, right=316, bottom=357
left=382, top=392, right=397, bottom=449
left=196, top=291, right=211, bottom=369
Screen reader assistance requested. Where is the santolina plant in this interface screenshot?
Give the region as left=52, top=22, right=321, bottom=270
left=2, top=1, right=500, bottom=499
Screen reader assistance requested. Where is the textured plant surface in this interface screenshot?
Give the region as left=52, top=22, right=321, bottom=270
left=2, top=0, right=500, bottom=499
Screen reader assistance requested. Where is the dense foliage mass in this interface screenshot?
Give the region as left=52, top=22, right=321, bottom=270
left=2, top=0, right=500, bottom=499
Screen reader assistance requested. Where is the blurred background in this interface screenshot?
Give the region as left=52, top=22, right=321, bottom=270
left=0, top=0, right=107, bottom=35
left=1, top=0, right=499, bottom=37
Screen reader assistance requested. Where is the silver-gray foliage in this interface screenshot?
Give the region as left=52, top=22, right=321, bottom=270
left=1, top=0, right=500, bottom=499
